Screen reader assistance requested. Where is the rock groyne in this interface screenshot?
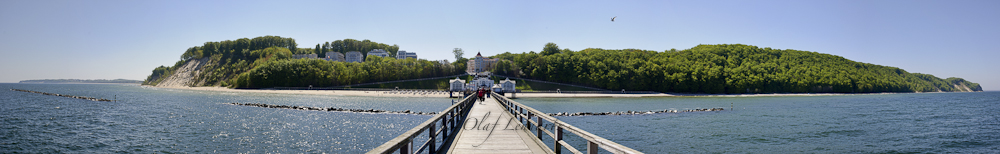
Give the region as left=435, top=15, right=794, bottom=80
left=548, top=108, right=725, bottom=116
left=227, top=103, right=438, bottom=115
left=230, top=102, right=724, bottom=117
left=10, top=89, right=113, bottom=102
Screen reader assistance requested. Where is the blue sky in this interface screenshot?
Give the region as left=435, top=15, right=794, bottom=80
left=1, top=0, right=998, bottom=90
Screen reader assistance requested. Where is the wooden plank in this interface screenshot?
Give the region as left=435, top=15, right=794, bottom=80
left=447, top=98, right=554, bottom=154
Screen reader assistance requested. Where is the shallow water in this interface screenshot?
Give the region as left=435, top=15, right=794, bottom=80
left=2, top=83, right=997, bottom=153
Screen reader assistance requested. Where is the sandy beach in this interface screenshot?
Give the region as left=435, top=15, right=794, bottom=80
left=152, top=86, right=872, bottom=98
left=155, top=86, right=679, bottom=98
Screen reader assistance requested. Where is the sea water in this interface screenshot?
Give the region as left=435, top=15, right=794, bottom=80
left=0, top=83, right=453, bottom=153
left=1, top=83, right=997, bottom=153
left=518, top=92, right=1000, bottom=153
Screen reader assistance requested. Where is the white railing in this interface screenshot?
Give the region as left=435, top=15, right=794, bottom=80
left=491, top=92, right=644, bottom=154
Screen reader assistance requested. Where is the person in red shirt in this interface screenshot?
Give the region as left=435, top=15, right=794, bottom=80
left=476, top=88, right=485, bottom=102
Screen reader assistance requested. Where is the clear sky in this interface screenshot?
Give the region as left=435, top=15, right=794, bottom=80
left=1, top=0, right=998, bottom=90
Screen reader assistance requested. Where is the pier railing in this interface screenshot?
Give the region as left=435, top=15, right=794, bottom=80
left=367, top=95, right=477, bottom=154
left=491, top=92, right=644, bottom=154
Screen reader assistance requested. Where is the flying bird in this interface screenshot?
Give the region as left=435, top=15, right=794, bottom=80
left=611, top=16, right=616, bottom=22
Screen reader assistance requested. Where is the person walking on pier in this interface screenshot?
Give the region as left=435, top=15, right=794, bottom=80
left=477, top=88, right=485, bottom=103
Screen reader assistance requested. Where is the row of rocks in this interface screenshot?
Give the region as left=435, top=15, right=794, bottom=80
left=227, top=103, right=438, bottom=115
left=548, top=108, right=725, bottom=116
left=228, top=102, right=723, bottom=117
left=11, top=89, right=112, bottom=102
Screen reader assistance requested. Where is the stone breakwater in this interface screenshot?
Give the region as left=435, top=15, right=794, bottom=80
left=11, top=89, right=113, bottom=102
left=548, top=108, right=725, bottom=116
left=227, top=103, right=438, bottom=115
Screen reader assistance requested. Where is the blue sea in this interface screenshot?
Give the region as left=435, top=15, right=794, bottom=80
left=1, top=83, right=998, bottom=153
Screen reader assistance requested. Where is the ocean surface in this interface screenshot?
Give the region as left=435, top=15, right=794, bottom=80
left=518, top=92, right=1000, bottom=153
left=2, top=83, right=998, bottom=153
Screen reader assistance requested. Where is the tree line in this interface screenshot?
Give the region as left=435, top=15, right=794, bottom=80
left=491, top=43, right=982, bottom=93
left=229, top=55, right=458, bottom=88
left=179, top=35, right=298, bottom=61
left=312, top=39, right=400, bottom=59
left=145, top=37, right=982, bottom=92
left=144, top=36, right=461, bottom=88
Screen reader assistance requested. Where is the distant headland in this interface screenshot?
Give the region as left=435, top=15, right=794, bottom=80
left=19, top=79, right=142, bottom=84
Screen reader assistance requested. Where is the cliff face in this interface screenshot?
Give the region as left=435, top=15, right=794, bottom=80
left=952, top=82, right=983, bottom=92
left=156, top=57, right=209, bottom=87
left=945, top=78, right=984, bottom=92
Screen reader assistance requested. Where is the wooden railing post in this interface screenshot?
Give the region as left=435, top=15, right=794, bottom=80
left=555, top=126, right=563, bottom=154
left=399, top=139, right=411, bottom=154
left=526, top=112, right=532, bottom=129
left=519, top=107, right=524, bottom=124
left=536, top=116, right=542, bottom=140
left=449, top=110, right=455, bottom=130
left=588, top=141, right=598, bottom=154
left=443, top=114, right=449, bottom=138
left=429, top=124, right=436, bottom=154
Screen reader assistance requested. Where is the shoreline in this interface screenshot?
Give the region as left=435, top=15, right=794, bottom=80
left=151, top=86, right=452, bottom=98
left=148, top=85, right=911, bottom=98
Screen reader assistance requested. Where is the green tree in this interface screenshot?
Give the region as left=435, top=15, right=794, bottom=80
left=321, top=42, right=330, bottom=58
left=541, top=42, right=560, bottom=56
left=453, top=48, right=464, bottom=61
left=314, top=44, right=321, bottom=56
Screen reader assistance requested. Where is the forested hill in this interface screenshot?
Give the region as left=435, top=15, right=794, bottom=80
left=490, top=43, right=982, bottom=93
left=143, top=36, right=463, bottom=88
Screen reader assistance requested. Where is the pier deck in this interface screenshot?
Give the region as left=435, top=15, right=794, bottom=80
left=445, top=97, right=552, bottom=154
left=367, top=93, right=642, bottom=154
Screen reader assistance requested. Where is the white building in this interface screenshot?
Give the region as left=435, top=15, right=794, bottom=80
left=345, top=51, right=364, bottom=63
left=491, top=84, right=503, bottom=92
left=500, top=78, right=516, bottom=92
left=396, top=50, right=418, bottom=59
left=292, top=54, right=318, bottom=59
left=404, top=52, right=417, bottom=59
left=325, top=52, right=345, bottom=62
left=396, top=50, right=408, bottom=59
left=472, top=77, right=494, bottom=88
left=465, top=83, right=477, bottom=91
left=449, top=77, right=466, bottom=91
left=368, top=49, right=390, bottom=58
left=466, top=52, right=499, bottom=74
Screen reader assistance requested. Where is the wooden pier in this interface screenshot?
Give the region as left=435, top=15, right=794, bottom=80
left=368, top=93, right=642, bottom=154
left=445, top=96, right=551, bottom=153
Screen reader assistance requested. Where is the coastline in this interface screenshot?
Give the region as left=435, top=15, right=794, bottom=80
left=151, top=86, right=451, bottom=98
left=149, top=85, right=895, bottom=98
